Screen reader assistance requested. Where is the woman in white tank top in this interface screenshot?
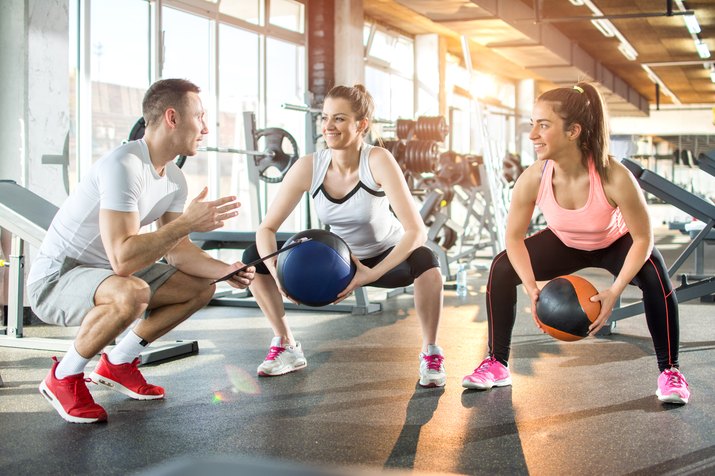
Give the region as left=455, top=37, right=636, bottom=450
left=244, top=84, right=447, bottom=388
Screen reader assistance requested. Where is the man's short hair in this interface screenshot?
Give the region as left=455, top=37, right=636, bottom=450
left=142, top=79, right=200, bottom=127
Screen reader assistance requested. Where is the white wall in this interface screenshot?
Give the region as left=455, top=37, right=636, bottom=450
left=611, top=107, right=715, bottom=136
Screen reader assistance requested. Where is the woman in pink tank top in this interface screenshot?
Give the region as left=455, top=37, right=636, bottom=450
left=461, top=82, right=690, bottom=404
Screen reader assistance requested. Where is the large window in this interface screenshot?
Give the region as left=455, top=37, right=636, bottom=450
left=445, top=58, right=517, bottom=157
left=269, top=0, right=304, bottom=33
left=72, top=0, right=308, bottom=233
left=88, top=0, right=150, bottom=163
left=364, top=23, right=415, bottom=121
left=162, top=6, right=213, bottom=204
left=218, top=24, right=260, bottom=231
left=265, top=37, right=306, bottom=232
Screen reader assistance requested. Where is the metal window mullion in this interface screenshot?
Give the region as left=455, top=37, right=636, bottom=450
left=77, top=0, right=92, bottom=180
left=152, top=0, right=163, bottom=80
left=207, top=10, right=219, bottom=199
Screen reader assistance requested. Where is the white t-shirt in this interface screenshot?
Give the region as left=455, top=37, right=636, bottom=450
left=28, top=139, right=187, bottom=285
left=310, top=143, right=403, bottom=259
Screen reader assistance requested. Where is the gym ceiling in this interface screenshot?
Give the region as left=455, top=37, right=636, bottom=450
left=363, top=0, right=715, bottom=117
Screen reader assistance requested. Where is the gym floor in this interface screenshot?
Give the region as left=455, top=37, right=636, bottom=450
left=1, top=220, right=714, bottom=476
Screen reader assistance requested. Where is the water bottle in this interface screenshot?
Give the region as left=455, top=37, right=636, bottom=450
left=456, top=263, right=468, bottom=298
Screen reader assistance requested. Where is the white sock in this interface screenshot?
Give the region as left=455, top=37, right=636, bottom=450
left=108, top=330, right=149, bottom=365
left=56, top=344, right=91, bottom=379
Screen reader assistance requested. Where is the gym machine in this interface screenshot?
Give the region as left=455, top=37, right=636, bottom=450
left=381, top=116, right=504, bottom=281
left=0, top=181, right=198, bottom=364
left=612, top=158, right=715, bottom=321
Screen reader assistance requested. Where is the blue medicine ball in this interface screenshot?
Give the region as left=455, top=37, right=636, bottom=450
left=277, top=229, right=356, bottom=307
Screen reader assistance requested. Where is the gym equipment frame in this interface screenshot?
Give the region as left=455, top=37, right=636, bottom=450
left=612, top=159, right=715, bottom=321
left=0, top=180, right=198, bottom=365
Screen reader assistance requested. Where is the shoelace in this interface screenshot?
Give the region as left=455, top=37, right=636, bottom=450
left=475, top=357, right=496, bottom=373
left=71, top=377, right=95, bottom=403
left=664, top=370, right=688, bottom=389
left=265, top=346, right=286, bottom=361
left=423, top=354, right=444, bottom=371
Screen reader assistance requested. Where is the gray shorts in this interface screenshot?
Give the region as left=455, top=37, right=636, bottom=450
left=28, top=257, right=178, bottom=327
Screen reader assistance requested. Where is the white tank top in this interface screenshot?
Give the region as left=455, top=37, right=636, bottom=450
left=310, top=143, right=403, bottom=259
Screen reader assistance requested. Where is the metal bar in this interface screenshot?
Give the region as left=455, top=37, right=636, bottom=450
left=243, top=111, right=263, bottom=229
left=0, top=336, right=72, bottom=352
left=611, top=277, right=715, bottom=321
left=197, top=146, right=273, bottom=157
left=208, top=294, right=381, bottom=315
left=282, top=102, right=321, bottom=113
left=139, top=340, right=199, bottom=365
left=667, top=221, right=714, bottom=278
left=7, top=236, right=25, bottom=338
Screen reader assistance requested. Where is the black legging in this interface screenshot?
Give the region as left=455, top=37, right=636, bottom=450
left=242, top=244, right=439, bottom=288
left=487, top=228, right=679, bottom=372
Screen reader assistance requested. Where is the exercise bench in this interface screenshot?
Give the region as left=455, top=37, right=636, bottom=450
left=613, top=159, right=715, bottom=321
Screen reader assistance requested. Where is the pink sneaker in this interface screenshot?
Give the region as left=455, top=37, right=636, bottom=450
left=39, top=356, right=107, bottom=424
left=656, top=368, right=690, bottom=404
left=462, top=356, right=512, bottom=390
left=90, top=353, right=164, bottom=400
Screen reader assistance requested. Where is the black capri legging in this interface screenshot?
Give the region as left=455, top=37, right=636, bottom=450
left=242, top=243, right=439, bottom=288
left=486, top=228, right=679, bottom=372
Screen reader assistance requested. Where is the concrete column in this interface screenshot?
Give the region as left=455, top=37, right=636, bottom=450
left=0, top=0, right=28, bottom=187
left=0, top=0, right=69, bottom=311
left=334, top=0, right=364, bottom=88
left=0, top=0, right=69, bottom=205
left=307, top=0, right=336, bottom=108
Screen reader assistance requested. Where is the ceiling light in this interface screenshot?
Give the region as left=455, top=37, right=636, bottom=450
left=696, top=40, right=711, bottom=59
left=568, top=0, right=585, bottom=5
left=684, top=14, right=701, bottom=34
left=618, top=42, right=638, bottom=61
left=591, top=19, right=615, bottom=37
left=645, top=70, right=659, bottom=84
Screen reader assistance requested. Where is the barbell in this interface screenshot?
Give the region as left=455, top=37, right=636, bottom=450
left=127, top=117, right=299, bottom=183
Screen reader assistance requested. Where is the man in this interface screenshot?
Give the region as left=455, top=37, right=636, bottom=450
left=28, top=78, right=255, bottom=423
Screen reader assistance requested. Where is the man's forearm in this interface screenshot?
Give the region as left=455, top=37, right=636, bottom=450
left=109, top=217, right=191, bottom=276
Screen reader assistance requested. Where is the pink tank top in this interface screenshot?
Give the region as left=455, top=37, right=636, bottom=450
left=536, top=159, right=628, bottom=251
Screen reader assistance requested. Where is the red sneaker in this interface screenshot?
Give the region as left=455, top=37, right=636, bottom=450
left=90, top=353, right=164, bottom=400
left=38, top=356, right=107, bottom=424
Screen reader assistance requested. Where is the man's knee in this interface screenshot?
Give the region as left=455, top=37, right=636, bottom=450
left=197, top=283, right=215, bottom=307
left=154, top=272, right=214, bottom=308
left=100, top=276, right=151, bottom=318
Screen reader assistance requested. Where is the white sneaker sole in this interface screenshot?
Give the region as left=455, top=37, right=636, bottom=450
left=257, top=360, right=307, bottom=377
left=461, top=377, right=512, bottom=390
left=656, top=389, right=688, bottom=404
left=39, top=380, right=105, bottom=424
left=89, top=372, right=164, bottom=400
left=419, top=375, right=446, bottom=388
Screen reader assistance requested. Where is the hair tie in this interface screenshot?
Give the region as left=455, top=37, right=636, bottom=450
left=572, top=85, right=584, bottom=94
